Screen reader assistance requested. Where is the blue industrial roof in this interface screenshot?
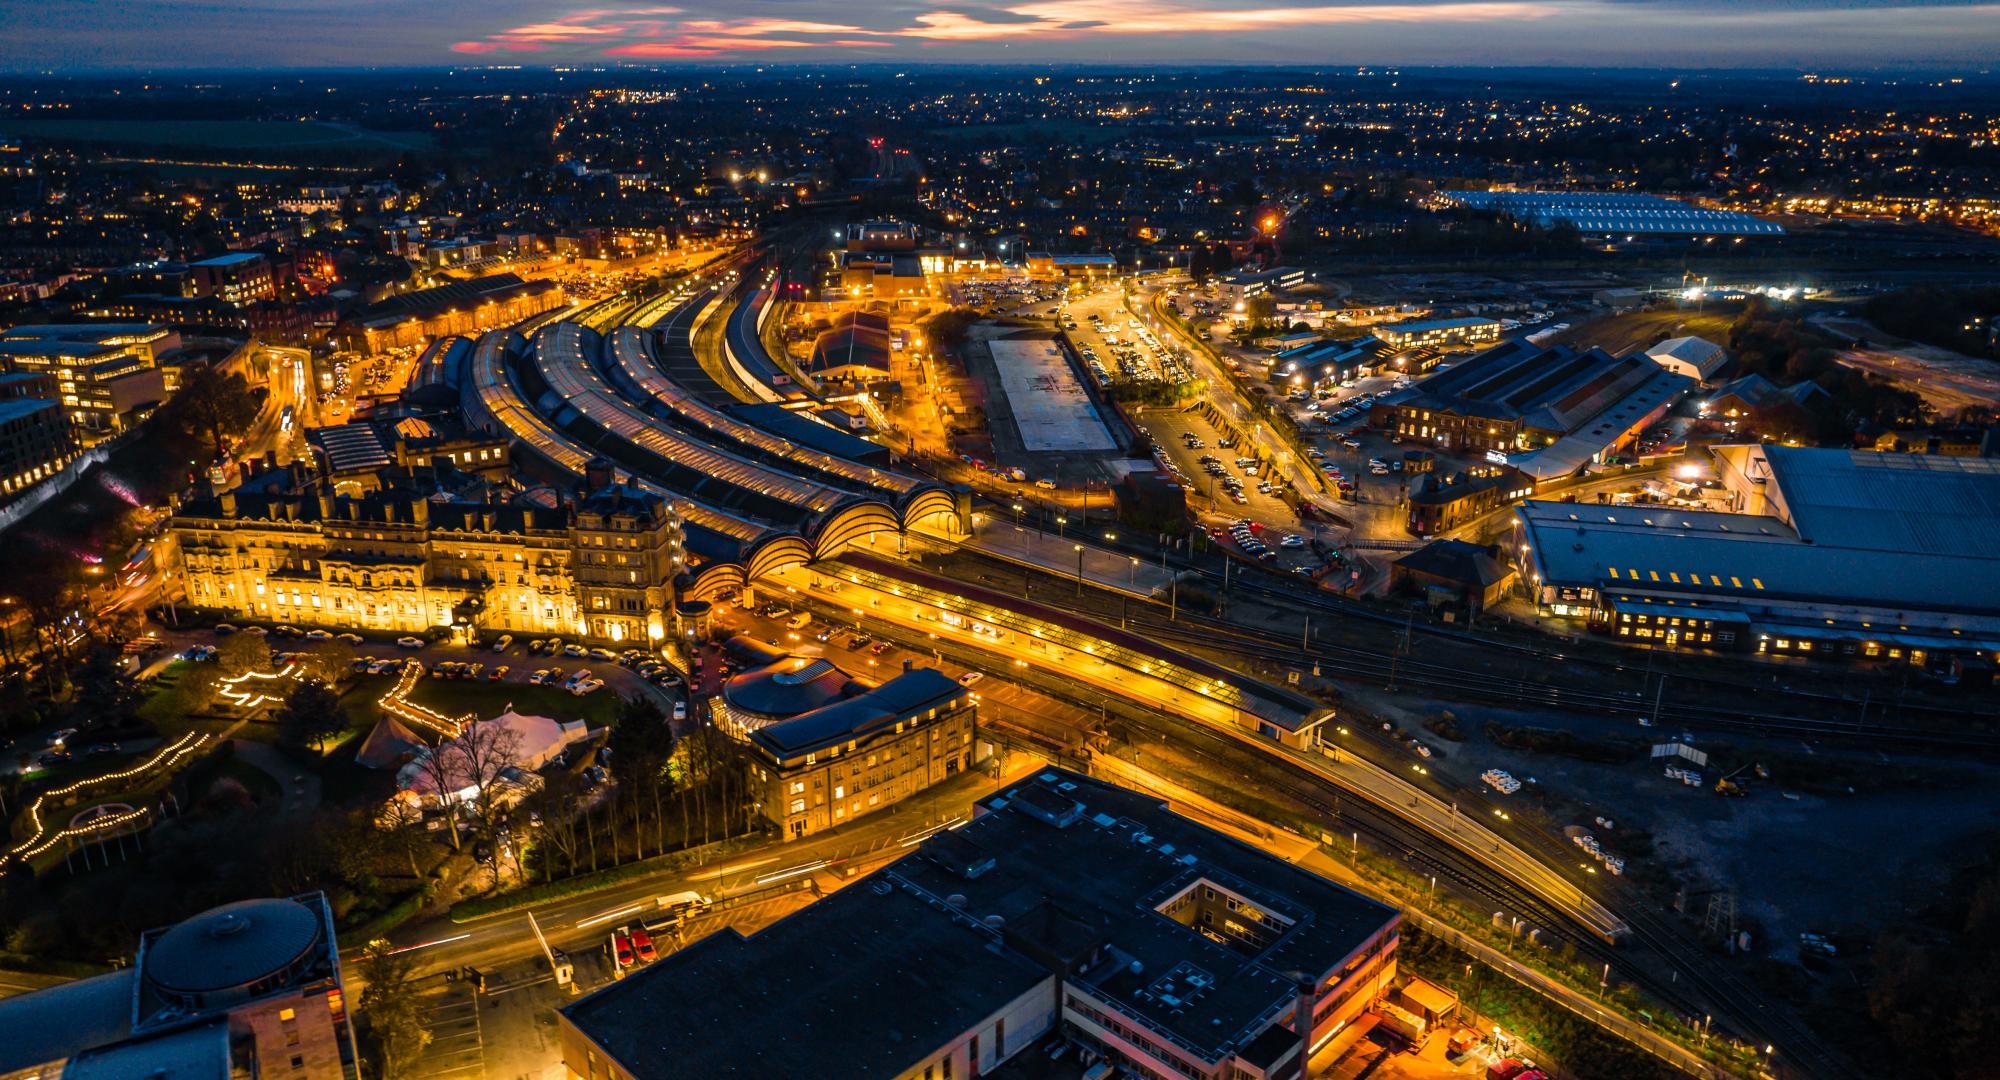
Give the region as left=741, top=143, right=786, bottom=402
left=1441, top=191, right=1784, bottom=236
left=188, top=252, right=265, bottom=267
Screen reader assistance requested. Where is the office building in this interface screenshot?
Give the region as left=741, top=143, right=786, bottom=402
left=0, top=893, right=359, bottom=1080
left=715, top=652, right=978, bottom=839
left=1218, top=265, right=1307, bottom=302
left=1512, top=445, right=2000, bottom=669
left=0, top=372, right=80, bottom=505
left=0, top=324, right=174, bottom=436
left=557, top=769, right=1401, bottom=1080
left=187, top=252, right=276, bottom=306
left=1371, top=340, right=1692, bottom=480
left=169, top=460, right=685, bottom=645
left=1372, top=316, right=1501, bottom=351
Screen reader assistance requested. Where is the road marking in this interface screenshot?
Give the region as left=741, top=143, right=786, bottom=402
left=389, top=932, right=471, bottom=955
left=574, top=903, right=643, bottom=930
left=754, top=860, right=825, bottom=885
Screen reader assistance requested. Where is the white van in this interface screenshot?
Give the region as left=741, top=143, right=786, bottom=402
left=786, top=611, right=813, bottom=630
left=657, top=891, right=712, bottom=919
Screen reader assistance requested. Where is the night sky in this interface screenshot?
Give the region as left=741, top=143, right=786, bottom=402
left=2, top=1, right=1997, bottom=71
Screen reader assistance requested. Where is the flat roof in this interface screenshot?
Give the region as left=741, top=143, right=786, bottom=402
left=0, top=970, right=135, bottom=1073
left=1380, top=316, right=1499, bottom=334
left=0, top=397, right=60, bottom=424
left=561, top=769, right=1396, bottom=1077
left=562, top=876, right=1052, bottom=1078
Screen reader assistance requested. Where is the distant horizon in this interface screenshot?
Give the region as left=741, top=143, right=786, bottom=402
left=1, top=60, right=1994, bottom=80
left=3, top=1, right=1998, bottom=74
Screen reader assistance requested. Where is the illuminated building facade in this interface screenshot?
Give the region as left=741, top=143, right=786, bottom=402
left=188, top=251, right=277, bottom=306
left=169, top=462, right=685, bottom=645
left=714, top=653, right=977, bottom=839
left=0, top=324, right=179, bottom=436
left=0, top=373, right=79, bottom=504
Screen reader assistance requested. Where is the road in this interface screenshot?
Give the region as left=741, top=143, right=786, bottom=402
left=760, top=559, right=1629, bottom=943
left=361, top=761, right=1032, bottom=983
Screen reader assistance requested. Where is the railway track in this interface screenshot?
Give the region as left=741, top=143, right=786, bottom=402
left=940, top=543, right=1999, bottom=749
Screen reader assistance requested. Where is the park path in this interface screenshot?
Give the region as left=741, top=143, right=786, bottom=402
left=228, top=738, right=323, bottom=819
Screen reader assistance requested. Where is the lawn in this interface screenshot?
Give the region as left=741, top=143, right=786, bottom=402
left=398, top=675, right=624, bottom=729
left=12, top=118, right=436, bottom=155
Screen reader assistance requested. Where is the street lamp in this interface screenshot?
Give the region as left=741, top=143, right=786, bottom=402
left=1074, top=544, right=1085, bottom=597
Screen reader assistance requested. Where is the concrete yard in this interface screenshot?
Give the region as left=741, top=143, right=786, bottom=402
left=988, top=337, right=1119, bottom=452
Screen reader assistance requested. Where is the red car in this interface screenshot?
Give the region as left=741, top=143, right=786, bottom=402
left=629, top=926, right=658, bottom=963
left=611, top=931, right=635, bottom=969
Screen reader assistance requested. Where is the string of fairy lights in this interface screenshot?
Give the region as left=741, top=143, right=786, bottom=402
left=7, top=731, right=210, bottom=860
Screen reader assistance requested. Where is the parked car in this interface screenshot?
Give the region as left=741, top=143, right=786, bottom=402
left=336, top=633, right=364, bottom=645
left=528, top=669, right=553, bottom=686
left=958, top=672, right=984, bottom=687
left=214, top=623, right=239, bottom=635
left=629, top=925, right=657, bottom=963
left=588, top=647, right=617, bottom=662
left=672, top=702, right=688, bottom=721
left=303, top=629, right=332, bottom=641
left=395, top=636, right=425, bottom=649
left=563, top=644, right=587, bottom=658
left=491, top=634, right=513, bottom=653
left=570, top=679, right=605, bottom=696
left=488, top=665, right=510, bottom=681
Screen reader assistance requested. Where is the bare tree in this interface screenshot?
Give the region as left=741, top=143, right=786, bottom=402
left=409, top=720, right=524, bottom=855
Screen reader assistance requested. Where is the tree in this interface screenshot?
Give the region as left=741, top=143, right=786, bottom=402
left=411, top=719, right=524, bottom=864
left=215, top=633, right=269, bottom=677
left=68, top=645, right=143, bottom=732
left=356, top=939, right=432, bottom=1079
left=608, top=696, right=676, bottom=857
left=275, top=677, right=348, bottom=752
left=166, top=364, right=259, bottom=464
left=298, top=641, right=357, bottom=686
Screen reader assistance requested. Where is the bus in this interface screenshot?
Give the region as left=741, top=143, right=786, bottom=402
left=122, top=544, right=154, bottom=589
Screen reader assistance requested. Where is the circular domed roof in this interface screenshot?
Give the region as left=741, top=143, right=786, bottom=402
left=145, top=899, right=321, bottom=996
left=723, top=658, right=854, bottom=720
